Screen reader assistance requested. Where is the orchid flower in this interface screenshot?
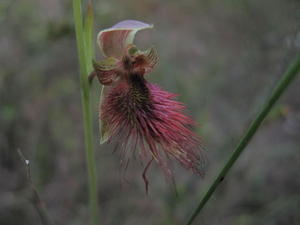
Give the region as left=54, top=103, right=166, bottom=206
left=92, top=20, right=205, bottom=191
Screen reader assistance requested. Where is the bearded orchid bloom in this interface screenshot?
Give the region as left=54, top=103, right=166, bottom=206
left=92, top=20, right=206, bottom=191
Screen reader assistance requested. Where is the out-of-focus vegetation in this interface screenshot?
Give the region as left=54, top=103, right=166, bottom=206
left=1, top=0, right=300, bottom=225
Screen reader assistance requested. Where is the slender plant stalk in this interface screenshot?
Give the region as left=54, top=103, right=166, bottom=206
left=84, top=1, right=94, bottom=72
left=73, top=1, right=99, bottom=225
left=186, top=54, right=300, bottom=225
left=18, top=149, right=54, bottom=225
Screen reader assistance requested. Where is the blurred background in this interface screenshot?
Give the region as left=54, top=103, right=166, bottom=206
left=1, top=0, right=300, bottom=224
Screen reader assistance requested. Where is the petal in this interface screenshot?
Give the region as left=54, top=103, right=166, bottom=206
left=99, top=86, right=112, bottom=144
left=97, top=20, right=153, bottom=59
left=133, top=47, right=158, bottom=74
left=92, top=58, right=120, bottom=85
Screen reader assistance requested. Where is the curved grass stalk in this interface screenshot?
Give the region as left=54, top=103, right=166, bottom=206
left=18, top=149, right=54, bottom=225
left=72, top=1, right=99, bottom=225
left=185, top=54, right=300, bottom=225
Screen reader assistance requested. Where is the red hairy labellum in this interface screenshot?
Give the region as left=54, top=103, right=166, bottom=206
left=93, top=20, right=206, bottom=191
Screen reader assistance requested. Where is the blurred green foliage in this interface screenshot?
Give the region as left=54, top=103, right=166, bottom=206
left=0, top=0, right=300, bottom=225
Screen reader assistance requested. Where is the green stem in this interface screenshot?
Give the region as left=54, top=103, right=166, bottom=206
left=186, top=54, right=300, bottom=225
left=84, top=1, right=94, bottom=72
left=73, top=0, right=99, bottom=225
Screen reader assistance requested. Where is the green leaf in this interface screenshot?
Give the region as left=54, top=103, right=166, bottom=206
left=185, top=53, right=300, bottom=225
left=72, top=0, right=99, bottom=225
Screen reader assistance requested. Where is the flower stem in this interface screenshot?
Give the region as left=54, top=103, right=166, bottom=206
left=18, top=149, right=54, bottom=225
left=186, top=53, right=300, bottom=225
left=73, top=0, right=99, bottom=225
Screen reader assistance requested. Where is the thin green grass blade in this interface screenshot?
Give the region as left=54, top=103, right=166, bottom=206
left=72, top=0, right=99, bottom=225
left=73, top=0, right=87, bottom=76
left=185, top=54, right=300, bottom=225
left=84, top=0, right=94, bottom=73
